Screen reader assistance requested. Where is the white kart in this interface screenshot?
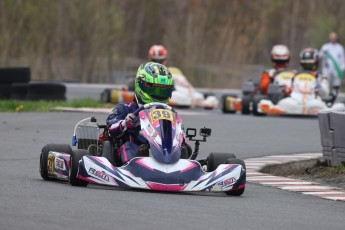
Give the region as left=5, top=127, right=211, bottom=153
left=169, top=67, right=219, bottom=109
left=258, top=72, right=345, bottom=115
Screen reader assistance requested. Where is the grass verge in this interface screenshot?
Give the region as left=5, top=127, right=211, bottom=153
left=0, top=99, right=113, bottom=112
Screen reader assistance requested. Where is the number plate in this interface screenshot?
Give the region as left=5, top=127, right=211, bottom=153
left=276, top=71, right=294, bottom=80
left=149, top=109, right=174, bottom=123
left=295, top=73, right=315, bottom=82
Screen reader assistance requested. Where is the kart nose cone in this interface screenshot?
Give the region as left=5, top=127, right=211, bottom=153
left=163, top=148, right=170, bottom=163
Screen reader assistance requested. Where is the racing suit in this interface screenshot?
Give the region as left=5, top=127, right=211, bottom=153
left=275, top=71, right=330, bottom=113
left=292, top=71, right=329, bottom=99
left=106, top=102, right=144, bottom=165
left=319, top=42, right=345, bottom=100
left=260, top=67, right=294, bottom=95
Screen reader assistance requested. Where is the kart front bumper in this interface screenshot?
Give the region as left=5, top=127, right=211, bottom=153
left=77, top=156, right=246, bottom=192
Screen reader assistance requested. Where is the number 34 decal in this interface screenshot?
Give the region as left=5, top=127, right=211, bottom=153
left=149, top=109, right=174, bottom=123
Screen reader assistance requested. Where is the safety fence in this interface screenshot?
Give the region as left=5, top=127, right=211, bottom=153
left=318, top=110, right=345, bottom=166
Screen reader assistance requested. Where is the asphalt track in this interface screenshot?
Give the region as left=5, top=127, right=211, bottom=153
left=1, top=110, right=344, bottom=230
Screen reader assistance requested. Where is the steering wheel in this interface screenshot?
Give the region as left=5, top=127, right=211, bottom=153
left=133, top=102, right=173, bottom=116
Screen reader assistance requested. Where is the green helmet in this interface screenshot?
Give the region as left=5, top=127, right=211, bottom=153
left=135, top=62, right=174, bottom=104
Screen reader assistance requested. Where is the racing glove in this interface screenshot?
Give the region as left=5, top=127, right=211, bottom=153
left=123, top=113, right=140, bottom=130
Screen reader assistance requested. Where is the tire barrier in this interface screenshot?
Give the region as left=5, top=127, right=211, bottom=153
left=0, top=67, right=31, bottom=84
left=26, top=82, right=66, bottom=101
left=101, top=88, right=134, bottom=104
left=11, top=83, right=28, bottom=100
left=0, top=84, right=12, bottom=99
left=318, top=110, right=345, bottom=166
left=0, top=67, right=30, bottom=99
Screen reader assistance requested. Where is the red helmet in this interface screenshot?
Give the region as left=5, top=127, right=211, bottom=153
left=148, top=45, right=167, bottom=65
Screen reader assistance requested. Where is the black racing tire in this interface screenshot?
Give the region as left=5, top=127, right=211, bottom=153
left=0, top=84, right=12, bottom=99
left=101, top=141, right=115, bottom=165
left=221, top=94, right=237, bottom=114
left=241, top=95, right=251, bottom=115
left=11, top=83, right=28, bottom=100
left=0, top=67, right=30, bottom=84
left=224, top=158, right=246, bottom=196
left=69, top=149, right=90, bottom=187
left=207, top=152, right=237, bottom=172
left=27, top=82, right=66, bottom=101
left=101, top=89, right=111, bottom=103
left=252, top=95, right=266, bottom=116
left=39, top=144, right=73, bottom=180
left=225, top=158, right=246, bottom=170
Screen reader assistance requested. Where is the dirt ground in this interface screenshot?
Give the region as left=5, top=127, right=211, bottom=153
left=260, top=159, right=345, bottom=189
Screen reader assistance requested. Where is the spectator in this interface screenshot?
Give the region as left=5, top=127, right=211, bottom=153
left=319, top=32, right=345, bottom=104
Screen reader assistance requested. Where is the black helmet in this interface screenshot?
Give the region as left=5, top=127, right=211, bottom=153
left=300, top=48, right=318, bottom=71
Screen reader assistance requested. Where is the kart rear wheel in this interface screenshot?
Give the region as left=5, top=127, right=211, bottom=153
left=40, top=144, right=72, bottom=180
left=241, top=95, right=251, bottom=115
left=101, top=141, right=115, bottom=165
left=207, top=152, right=236, bottom=172
left=69, top=149, right=90, bottom=187
left=224, top=158, right=246, bottom=196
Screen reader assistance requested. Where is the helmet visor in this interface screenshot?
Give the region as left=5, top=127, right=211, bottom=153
left=151, top=58, right=166, bottom=64
left=139, top=81, right=173, bottom=100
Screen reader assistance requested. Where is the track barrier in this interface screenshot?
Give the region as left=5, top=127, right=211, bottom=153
left=318, top=110, right=345, bottom=166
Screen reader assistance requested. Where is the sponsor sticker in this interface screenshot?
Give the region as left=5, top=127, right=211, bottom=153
left=89, top=167, right=110, bottom=182
left=47, top=154, right=55, bottom=174
left=218, top=177, right=236, bottom=189
left=55, top=157, right=65, bottom=170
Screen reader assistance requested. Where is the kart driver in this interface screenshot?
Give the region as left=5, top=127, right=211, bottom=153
left=260, top=45, right=294, bottom=94
left=106, top=62, right=190, bottom=165
left=293, top=48, right=329, bottom=99
left=148, top=45, right=168, bottom=65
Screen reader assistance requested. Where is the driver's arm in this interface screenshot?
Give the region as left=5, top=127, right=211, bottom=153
left=107, top=104, right=140, bottom=138
left=106, top=105, right=128, bottom=139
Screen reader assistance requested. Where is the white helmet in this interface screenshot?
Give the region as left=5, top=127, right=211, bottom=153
left=271, top=45, right=290, bottom=64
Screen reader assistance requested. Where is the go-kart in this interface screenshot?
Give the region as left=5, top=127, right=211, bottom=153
left=222, top=70, right=295, bottom=115
left=257, top=72, right=345, bottom=115
left=101, top=67, right=219, bottom=109
left=39, top=102, right=246, bottom=195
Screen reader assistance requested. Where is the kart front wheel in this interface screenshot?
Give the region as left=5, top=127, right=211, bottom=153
left=40, top=144, right=72, bottom=180
left=241, top=95, right=251, bottom=115
left=69, top=149, right=90, bottom=187
left=224, top=158, right=246, bottom=196
left=207, top=152, right=236, bottom=172
left=252, top=95, right=266, bottom=116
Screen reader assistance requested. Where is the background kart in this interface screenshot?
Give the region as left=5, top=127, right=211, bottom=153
left=257, top=73, right=345, bottom=115
left=39, top=102, right=246, bottom=196
left=221, top=70, right=295, bottom=115
left=101, top=67, right=219, bottom=109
